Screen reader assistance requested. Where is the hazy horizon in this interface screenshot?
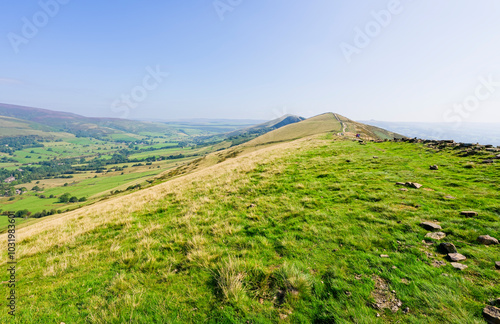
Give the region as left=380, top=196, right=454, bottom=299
left=2, top=1, right=500, bottom=124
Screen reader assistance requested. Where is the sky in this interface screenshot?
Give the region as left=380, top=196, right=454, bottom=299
left=1, top=0, right=500, bottom=123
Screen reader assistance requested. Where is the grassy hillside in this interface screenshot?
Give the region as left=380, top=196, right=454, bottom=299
left=0, top=103, right=180, bottom=139
left=0, top=116, right=68, bottom=138
left=1, top=133, right=499, bottom=323
left=244, top=113, right=404, bottom=147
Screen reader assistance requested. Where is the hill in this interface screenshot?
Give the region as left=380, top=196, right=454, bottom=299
left=1, top=121, right=498, bottom=323
left=245, top=113, right=404, bottom=146
left=226, top=114, right=306, bottom=138
left=0, top=103, right=180, bottom=139
left=0, top=115, right=70, bottom=138
left=151, top=113, right=406, bottom=179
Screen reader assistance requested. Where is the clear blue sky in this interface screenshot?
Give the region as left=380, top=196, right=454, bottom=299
left=1, top=0, right=499, bottom=122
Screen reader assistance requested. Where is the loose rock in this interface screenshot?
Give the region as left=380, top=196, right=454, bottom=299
left=496, top=261, right=500, bottom=270
left=478, top=235, right=499, bottom=245
left=461, top=211, right=478, bottom=217
left=450, top=262, right=468, bottom=270
left=490, top=298, right=500, bottom=307
left=380, top=254, right=390, bottom=258
left=425, top=232, right=446, bottom=240
left=420, top=222, right=442, bottom=231
left=432, top=260, right=446, bottom=268
left=396, top=182, right=406, bottom=186
left=439, top=242, right=458, bottom=254
left=406, top=182, right=423, bottom=189
left=430, top=165, right=439, bottom=170
left=483, top=305, right=500, bottom=323
left=444, top=195, right=456, bottom=199
left=448, top=253, right=467, bottom=262
left=371, top=276, right=402, bottom=313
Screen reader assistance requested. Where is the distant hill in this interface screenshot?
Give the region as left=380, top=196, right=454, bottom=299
left=226, top=114, right=306, bottom=138
left=0, top=103, right=179, bottom=139
left=161, top=112, right=406, bottom=177
left=245, top=113, right=405, bottom=146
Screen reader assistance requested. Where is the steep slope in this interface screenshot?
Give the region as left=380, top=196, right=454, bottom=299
left=1, top=134, right=499, bottom=323
left=0, top=103, right=178, bottom=138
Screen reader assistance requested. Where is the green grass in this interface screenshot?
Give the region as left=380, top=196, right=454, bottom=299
left=0, top=216, right=28, bottom=230
left=1, top=169, right=162, bottom=213
left=1, top=137, right=499, bottom=323
left=46, top=170, right=161, bottom=198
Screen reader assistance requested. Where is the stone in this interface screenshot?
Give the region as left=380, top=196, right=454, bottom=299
left=380, top=254, right=390, bottom=258
left=396, top=182, right=406, bottom=186
left=496, top=261, right=500, bottom=270
left=483, top=305, right=500, bottom=324
left=248, top=204, right=257, bottom=208
left=406, top=182, right=423, bottom=189
left=430, top=165, right=439, bottom=170
left=460, top=211, right=478, bottom=217
left=403, top=307, right=410, bottom=314
left=425, top=232, right=446, bottom=240
left=483, top=159, right=495, bottom=164
left=496, top=154, right=500, bottom=159
left=448, top=253, right=467, bottom=262
left=490, top=298, right=500, bottom=307
left=400, top=188, right=408, bottom=191
left=371, top=276, right=402, bottom=313
left=450, top=262, right=468, bottom=270
left=420, top=222, right=442, bottom=231
left=444, top=195, right=456, bottom=199
left=432, top=260, right=446, bottom=268
left=439, top=242, right=458, bottom=254
left=478, top=235, right=499, bottom=245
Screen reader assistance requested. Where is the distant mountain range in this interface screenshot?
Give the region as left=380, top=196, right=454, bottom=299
left=360, top=120, right=500, bottom=146
left=0, top=103, right=412, bottom=146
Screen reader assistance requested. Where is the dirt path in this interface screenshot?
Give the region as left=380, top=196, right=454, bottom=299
left=333, top=113, right=347, bottom=134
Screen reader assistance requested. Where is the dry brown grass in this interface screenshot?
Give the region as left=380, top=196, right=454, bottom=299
left=0, top=135, right=327, bottom=268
